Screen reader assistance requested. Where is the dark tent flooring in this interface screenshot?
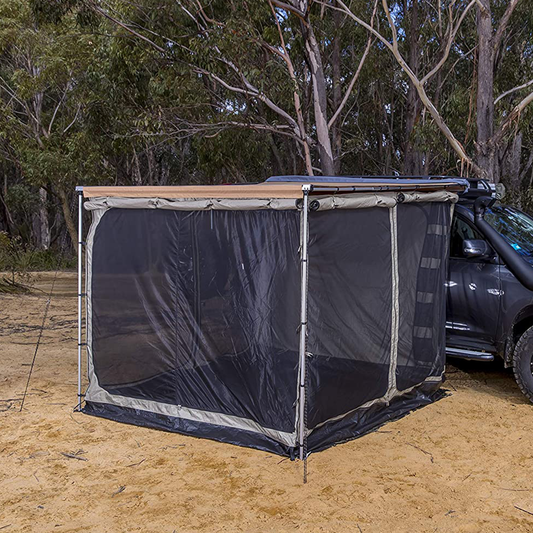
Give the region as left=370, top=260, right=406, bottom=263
left=97, top=350, right=438, bottom=438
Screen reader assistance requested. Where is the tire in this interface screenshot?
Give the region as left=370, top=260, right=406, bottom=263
left=513, top=326, right=533, bottom=403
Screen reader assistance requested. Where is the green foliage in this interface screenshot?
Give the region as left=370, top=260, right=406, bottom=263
left=0, top=0, right=532, bottom=266
left=0, top=231, right=74, bottom=277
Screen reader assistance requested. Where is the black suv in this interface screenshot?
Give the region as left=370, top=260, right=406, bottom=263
left=447, top=178, right=533, bottom=402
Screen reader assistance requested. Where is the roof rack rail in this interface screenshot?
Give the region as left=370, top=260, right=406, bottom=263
left=267, top=175, right=463, bottom=182
left=458, top=178, right=494, bottom=199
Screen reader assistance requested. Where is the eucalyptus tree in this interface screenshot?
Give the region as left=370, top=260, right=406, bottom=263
left=331, top=0, right=533, bottom=185
left=0, top=0, right=105, bottom=249
left=84, top=0, right=381, bottom=175
left=477, top=0, right=533, bottom=186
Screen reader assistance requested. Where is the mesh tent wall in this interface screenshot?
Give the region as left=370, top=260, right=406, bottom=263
left=79, top=179, right=464, bottom=458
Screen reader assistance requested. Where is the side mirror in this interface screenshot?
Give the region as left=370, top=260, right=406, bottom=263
left=463, top=239, right=491, bottom=258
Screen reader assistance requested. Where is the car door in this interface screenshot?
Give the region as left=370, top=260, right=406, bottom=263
left=446, top=214, right=502, bottom=352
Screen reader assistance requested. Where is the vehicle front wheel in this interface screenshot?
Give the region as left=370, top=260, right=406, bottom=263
left=513, top=326, right=533, bottom=403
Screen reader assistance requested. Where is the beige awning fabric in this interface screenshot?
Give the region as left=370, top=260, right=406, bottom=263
left=82, top=180, right=465, bottom=199
left=83, top=184, right=302, bottom=199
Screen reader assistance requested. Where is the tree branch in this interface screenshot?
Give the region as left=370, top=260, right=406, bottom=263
left=493, top=0, right=521, bottom=53
left=0, top=74, right=40, bottom=125
left=46, top=86, right=69, bottom=137
left=493, top=90, right=533, bottom=145
left=495, top=79, right=533, bottom=105
left=328, top=0, right=378, bottom=129
left=268, top=0, right=313, bottom=173
left=421, top=0, right=477, bottom=85
left=270, top=0, right=308, bottom=23
left=63, top=104, right=81, bottom=134
left=327, top=0, right=481, bottom=175
left=89, top=1, right=167, bottom=53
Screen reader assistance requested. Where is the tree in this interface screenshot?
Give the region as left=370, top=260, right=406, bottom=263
left=330, top=0, right=533, bottom=183
left=3, top=0, right=533, bottom=258
left=84, top=0, right=381, bottom=175
left=476, top=0, right=533, bottom=186
left=0, top=0, right=105, bottom=249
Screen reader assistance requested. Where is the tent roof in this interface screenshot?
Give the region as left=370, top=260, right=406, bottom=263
left=81, top=178, right=467, bottom=199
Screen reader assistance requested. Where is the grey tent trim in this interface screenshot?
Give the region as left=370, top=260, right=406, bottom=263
left=295, top=186, right=311, bottom=459
left=314, top=190, right=457, bottom=210
left=306, top=375, right=444, bottom=435
left=388, top=205, right=399, bottom=395
left=84, top=197, right=298, bottom=211
left=85, top=208, right=106, bottom=395
left=85, top=381, right=297, bottom=447
left=83, top=190, right=457, bottom=213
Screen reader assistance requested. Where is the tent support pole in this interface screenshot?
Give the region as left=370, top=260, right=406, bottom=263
left=76, top=187, right=83, bottom=411
left=298, top=185, right=311, bottom=462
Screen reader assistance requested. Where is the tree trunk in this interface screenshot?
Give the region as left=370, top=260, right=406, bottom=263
left=56, top=186, right=77, bottom=253
left=503, top=131, right=522, bottom=193
left=0, top=171, right=14, bottom=235
left=268, top=134, right=284, bottom=175
left=476, top=0, right=496, bottom=181
left=331, top=9, right=343, bottom=174
left=404, top=0, right=424, bottom=175
left=304, top=23, right=335, bottom=175
left=37, top=187, right=50, bottom=249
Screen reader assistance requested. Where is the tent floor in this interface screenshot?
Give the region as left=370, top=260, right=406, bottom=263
left=92, top=350, right=440, bottom=445
left=83, top=380, right=445, bottom=456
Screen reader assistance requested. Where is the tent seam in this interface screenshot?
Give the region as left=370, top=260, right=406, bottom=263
left=387, top=205, right=400, bottom=399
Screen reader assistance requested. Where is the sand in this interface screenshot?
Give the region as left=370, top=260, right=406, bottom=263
left=1, top=272, right=533, bottom=532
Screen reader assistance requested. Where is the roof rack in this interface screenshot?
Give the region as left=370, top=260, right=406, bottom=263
left=267, top=175, right=463, bottom=182
left=266, top=175, right=469, bottom=193
left=458, top=178, right=494, bottom=200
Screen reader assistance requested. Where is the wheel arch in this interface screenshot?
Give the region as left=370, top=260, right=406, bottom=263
left=505, top=306, right=533, bottom=365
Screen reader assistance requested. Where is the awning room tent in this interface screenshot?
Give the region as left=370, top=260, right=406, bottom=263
left=77, top=177, right=466, bottom=458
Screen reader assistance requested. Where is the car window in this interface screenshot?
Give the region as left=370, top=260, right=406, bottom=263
left=450, top=216, right=484, bottom=258
left=485, top=204, right=533, bottom=266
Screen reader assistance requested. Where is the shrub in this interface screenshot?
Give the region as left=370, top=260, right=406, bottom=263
left=0, top=231, right=75, bottom=292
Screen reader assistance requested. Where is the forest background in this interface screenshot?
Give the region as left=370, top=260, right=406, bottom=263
left=1, top=0, right=532, bottom=271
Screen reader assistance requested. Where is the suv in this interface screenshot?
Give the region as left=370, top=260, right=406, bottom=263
left=447, top=178, right=533, bottom=402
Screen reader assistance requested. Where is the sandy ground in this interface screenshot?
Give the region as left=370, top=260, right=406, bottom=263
left=2, top=273, right=533, bottom=532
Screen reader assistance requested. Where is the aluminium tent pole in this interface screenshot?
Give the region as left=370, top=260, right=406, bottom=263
left=298, top=185, right=311, bottom=461
left=76, top=187, right=83, bottom=411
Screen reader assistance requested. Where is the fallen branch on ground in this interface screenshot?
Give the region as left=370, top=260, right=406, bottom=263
left=126, top=459, right=145, bottom=468
left=112, top=486, right=126, bottom=497
left=0, top=277, right=31, bottom=294
left=406, top=442, right=434, bottom=463
left=60, top=451, right=88, bottom=461
left=515, top=505, right=533, bottom=516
